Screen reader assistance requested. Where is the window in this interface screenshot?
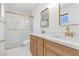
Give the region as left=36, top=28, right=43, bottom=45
left=60, top=13, right=68, bottom=26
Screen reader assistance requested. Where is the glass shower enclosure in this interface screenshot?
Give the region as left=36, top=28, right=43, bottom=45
left=5, top=12, right=32, bottom=49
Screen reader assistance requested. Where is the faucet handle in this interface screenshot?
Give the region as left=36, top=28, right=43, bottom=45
left=71, top=32, right=75, bottom=37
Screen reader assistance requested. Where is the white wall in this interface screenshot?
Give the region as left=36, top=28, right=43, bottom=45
left=32, top=3, right=79, bottom=36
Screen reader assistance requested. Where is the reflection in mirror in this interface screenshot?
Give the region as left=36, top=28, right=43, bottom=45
left=40, top=8, right=49, bottom=27
left=40, top=8, right=49, bottom=33
left=59, top=3, right=79, bottom=26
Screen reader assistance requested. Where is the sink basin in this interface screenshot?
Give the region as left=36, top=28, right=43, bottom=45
left=47, top=33, right=65, bottom=39
left=46, top=33, right=79, bottom=40
left=53, top=35, right=65, bottom=38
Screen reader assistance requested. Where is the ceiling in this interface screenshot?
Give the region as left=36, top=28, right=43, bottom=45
left=5, top=3, right=47, bottom=14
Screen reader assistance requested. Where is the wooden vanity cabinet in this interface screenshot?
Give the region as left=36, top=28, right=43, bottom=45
left=30, top=35, right=79, bottom=56
left=30, top=35, right=44, bottom=56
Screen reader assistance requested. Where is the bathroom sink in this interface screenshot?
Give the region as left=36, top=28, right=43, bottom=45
left=48, top=34, right=79, bottom=45
left=47, top=33, right=65, bottom=39
left=46, top=33, right=79, bottom=40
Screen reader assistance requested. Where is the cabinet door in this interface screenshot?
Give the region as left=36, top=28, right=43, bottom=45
left=44, top=47, right=57, bottom=56
left=44, top=39, right=79, bottom=56
left=36, top=37, right=44, bottom=56
left=30, top=35, right=37, bottom=56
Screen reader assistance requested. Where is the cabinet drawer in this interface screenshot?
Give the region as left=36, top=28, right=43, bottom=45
left=44, top=39, right=79, bottom=56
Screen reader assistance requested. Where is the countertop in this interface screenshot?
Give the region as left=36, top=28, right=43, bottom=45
left=30, top=33, right=79, bottom=50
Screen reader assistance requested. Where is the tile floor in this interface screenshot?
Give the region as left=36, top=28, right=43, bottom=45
left=6, top=45, right=32, bottom=56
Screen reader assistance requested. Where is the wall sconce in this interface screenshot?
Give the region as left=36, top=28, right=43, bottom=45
left=1, top=3, right=5, bottom=18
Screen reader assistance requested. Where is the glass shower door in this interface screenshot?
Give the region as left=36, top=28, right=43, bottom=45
left=5, top=13, right=32, bottom=49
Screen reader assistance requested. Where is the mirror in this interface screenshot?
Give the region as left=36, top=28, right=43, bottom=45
left=59, top=3, right=79, bottom=26
left=40, top=8, right=49, bottom=27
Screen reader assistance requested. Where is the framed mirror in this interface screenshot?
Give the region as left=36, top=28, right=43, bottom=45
left=59, top=3, right=79, bottom=26
left=40, top=8, right=49, bottom=27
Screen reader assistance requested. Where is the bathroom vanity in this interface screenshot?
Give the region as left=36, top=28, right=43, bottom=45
left=30, top=33, right=79, bottom=56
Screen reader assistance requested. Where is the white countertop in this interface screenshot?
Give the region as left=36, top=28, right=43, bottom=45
left=30, top=33, right=79, bottom=50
